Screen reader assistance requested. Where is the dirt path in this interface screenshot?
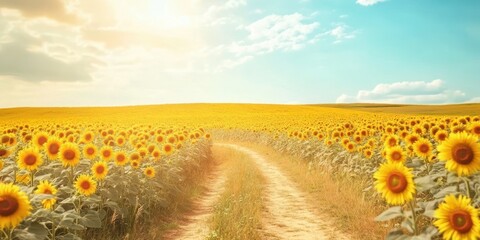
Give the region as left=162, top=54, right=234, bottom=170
left=163, top=165, right=227, bottom=240
left=217, top=143, right=350, bottom=240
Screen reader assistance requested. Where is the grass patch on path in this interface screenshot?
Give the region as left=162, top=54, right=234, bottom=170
left=207, top=145, right=265, bottom=240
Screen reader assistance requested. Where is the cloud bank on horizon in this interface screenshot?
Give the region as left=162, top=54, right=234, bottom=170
left=0, top=0, right=478, bottom=107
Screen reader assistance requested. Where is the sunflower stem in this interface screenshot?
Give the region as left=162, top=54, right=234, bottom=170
left=1, top=229, right=8, bottom=239
left=462, top=177, right=472, bottom=199
left=70, top=166, right=75, bottom=185
left=409, top=200, right=418, bottom=235
left=30, top=170, right=35, bottom=187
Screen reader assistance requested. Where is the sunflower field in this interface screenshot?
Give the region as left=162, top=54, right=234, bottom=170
left=212, top=106, right=480, bottom=240
left=0, top=104, right=479, bottom=239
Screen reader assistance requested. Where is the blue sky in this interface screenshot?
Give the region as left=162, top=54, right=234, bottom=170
left=0, top=0, right=479, bottom=107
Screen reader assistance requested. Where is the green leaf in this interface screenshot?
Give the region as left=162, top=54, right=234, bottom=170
left=14, top=222, right=48, bottom=240
left=434, top=185, right=457, bottom=199
left=375, top=206, right=403, bottom=222
left=81, top=211, right=102, bottom=228
left=414, top=175, right=436, bottom=192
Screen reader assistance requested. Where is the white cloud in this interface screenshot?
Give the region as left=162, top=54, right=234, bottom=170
left=310, top=24, right=357, bottom=44
left=328, top=25, right=356, bottom=43
left=336, top=79, right=469, bottom=104
left=356, top=0, right=386, bottom=6
left=204, top=0, right=246, bottom=18
left=229, top=13, right=319, bottom=55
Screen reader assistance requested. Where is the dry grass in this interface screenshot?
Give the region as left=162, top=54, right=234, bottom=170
left=239, top=142, right=389, bottom=240
left=133, top=152, right=216, bottom=240
left=206, top=146, right=265, bottom=240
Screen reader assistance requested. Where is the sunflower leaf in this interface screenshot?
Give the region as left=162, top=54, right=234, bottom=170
left=375, top=206, right=403, bottom=222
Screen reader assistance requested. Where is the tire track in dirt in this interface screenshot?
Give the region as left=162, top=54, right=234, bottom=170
left=163, top=164, right=226, bottom=240
left=217, top=143, right=350, bottom=240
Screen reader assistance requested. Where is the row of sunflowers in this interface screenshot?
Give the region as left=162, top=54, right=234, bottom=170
left=215, top=113, right=480, bottom=239
left=0, top=123, right=212, bottom=240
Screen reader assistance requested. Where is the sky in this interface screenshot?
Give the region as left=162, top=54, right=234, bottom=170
left=0, top=0, right=479, bottom=107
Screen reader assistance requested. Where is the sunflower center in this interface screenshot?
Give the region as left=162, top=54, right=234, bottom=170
left=24, top=154, right=37, bottom=165
left=147, top=170, right=152, bottom=175
left=117, top=155, right=125, bottom=162
left=96, top=165, right=105, bottom=174
left=452, top=144, right=474, bottom=165
left=391, top=152, right=402, bottom=161
left=0, top=149, right=6, bottom=157
left=103, top=151, right=111, bottom=158
left=438, top=134, right=446, bottom=141
left=474, top=127, right=480, bottom=134
left=44, top=189, right=52, bottom=194
left=1, top=136, right=8, bottom=144
left=85, top=134, right=92, bottom=141
left=165, top=145, right=172, bottom=152
left=387, top=172, right=407, bottom=193
left=450, top=210, right=473, bottom=233
left=388, top=138, right=396, bottom=147
left=86, top=148, right=95, bottom=155
left=49, top=143, right=60, bottom=154
left=419, top=144, right=430, bottom=153
left=38, top=136, right=47, bottom=146
left=81, top=180, right=91, bottom=190
left=0, top=195, right=19, bottom=217
left=63, top=150, right=76, bottom=161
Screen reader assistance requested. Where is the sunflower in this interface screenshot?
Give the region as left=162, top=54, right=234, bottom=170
left=413, top=138, right=433, bottom=160
left=468, top=122, right=480, bottom=138
left=437, top=132, right=480, bottom=176
left=45, top=137, right=62, bottom=160
left=373, top=162, right=415, bottom=205
left=167, top=135, right=177, bottom=144
left=144, top=167, right=155, bottom=178
left=0, top=146, right=11, bottom=159
left=434, top=195, right=480, bottom=240
left=363, top=148, right=373, bottom=159
left=151, top=149, right=161, bottom=161
left=163, top=143, right=174, bottom=155
left=130, top=152, right=140, bottom=162
left=435, top=130, right=448, bottom=143
left=0, top=135, right=9, bottom=145
left=131, top=160, right=140, bottom=169
left=83, top=144, right=97, bottom=160
left=0, top=183, right=31, bottom=229
left=82, top=131, right=94, bottom=143
left=91, top=161, right=108, bottom=180
left=384, top=135, right=399, bottom=148
left=406, top=133, right=421, bottom=146
left=34, top=180, right=57, bottom=210
left=100, top=146, right=113, bottom=161
left=114, top=151, right=128, bottom=166
left=32, top=132, right=49, bottom=148
left=116, top=136, right=125, bottom=146
left=17, top=147, right=43, bottom=171
left=74, top=175, right=97, bottom=196
left=155, top=135, right=164, bottom=144
left=385, top=146, right=407, bottom=163
left=59, top=143, right=81, bottom=167
left=346, top=142, right=356, bottom=152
